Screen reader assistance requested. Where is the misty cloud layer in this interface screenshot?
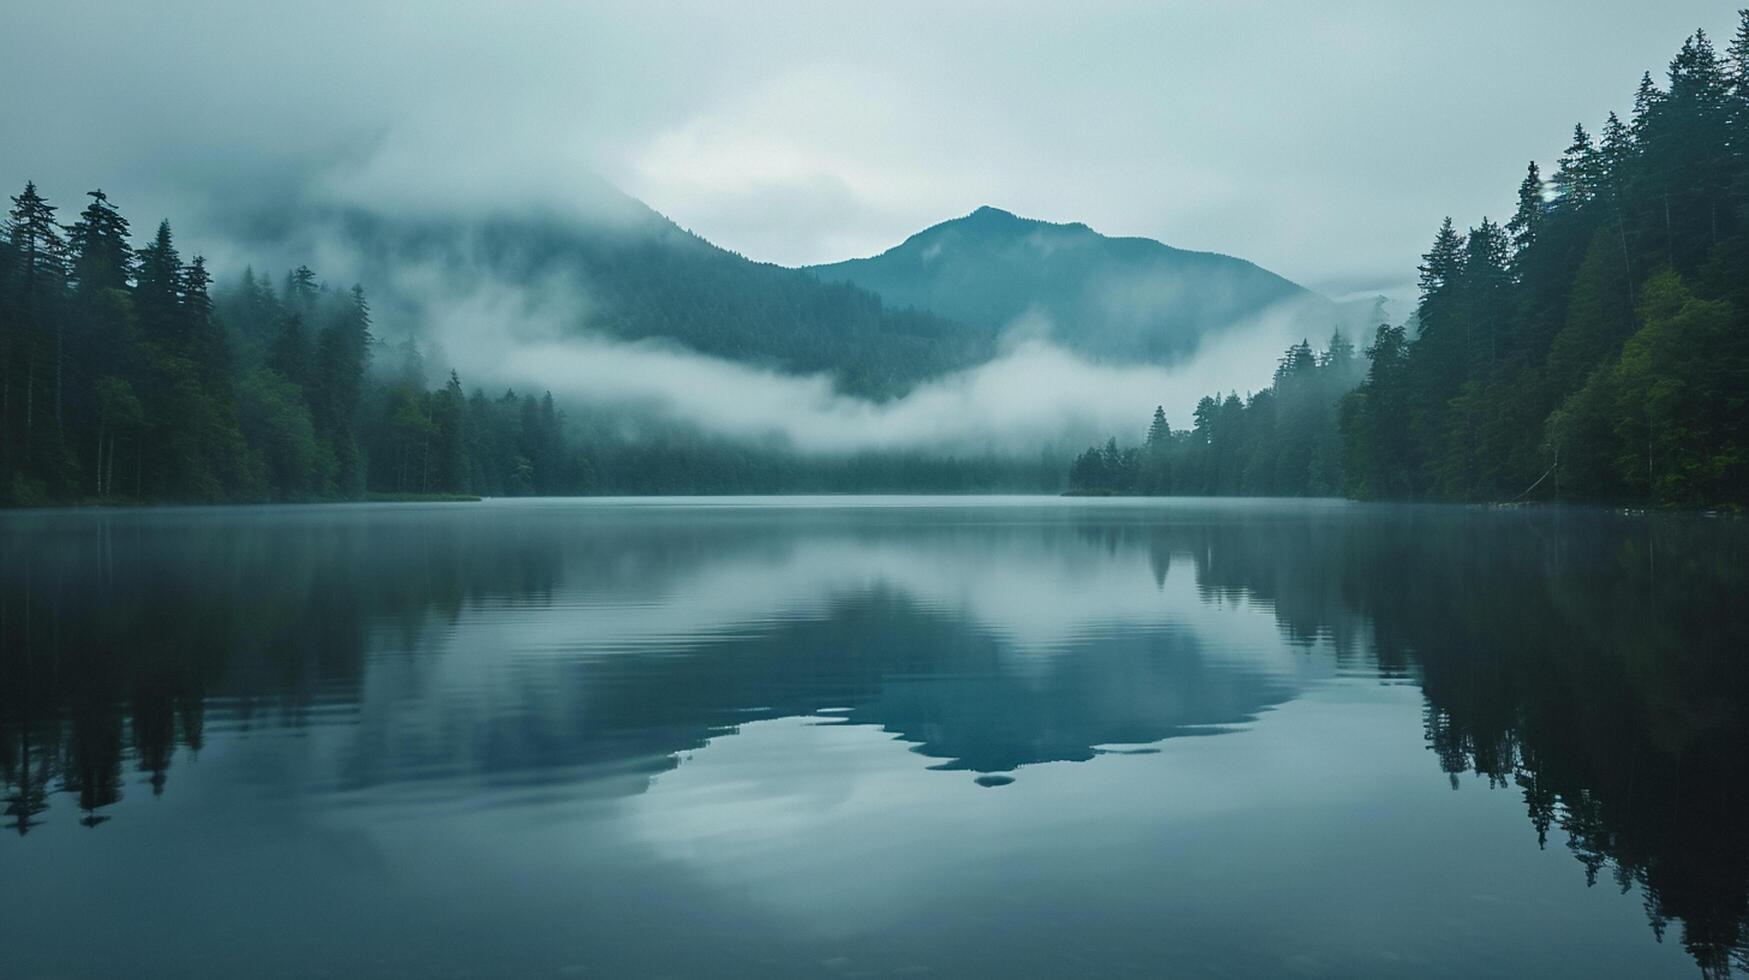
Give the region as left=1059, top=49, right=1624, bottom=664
left=406, top=261, right=1330, bottom=453
left=3, top=1, right=1736, bottom=296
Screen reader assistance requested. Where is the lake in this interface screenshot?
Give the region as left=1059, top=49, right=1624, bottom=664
left=1, top=497, right=1745, bottom=978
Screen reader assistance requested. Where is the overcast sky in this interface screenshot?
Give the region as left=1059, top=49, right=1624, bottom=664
left=1, top=1, right=1736, bottom=297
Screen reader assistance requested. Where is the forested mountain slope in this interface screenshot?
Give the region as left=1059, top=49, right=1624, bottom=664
left=809, top=205, right=1331, bottom=362
left=239, top=195, right=997, bottom=401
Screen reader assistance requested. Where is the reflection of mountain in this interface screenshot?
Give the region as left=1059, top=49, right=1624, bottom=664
left=514, top=591, right=1292, bottom=777
left=857, top=624, right=1289, bottom=772
left=0, top=504, right=1300, bottom=820
left=3, top=500, right=1747, bottom=975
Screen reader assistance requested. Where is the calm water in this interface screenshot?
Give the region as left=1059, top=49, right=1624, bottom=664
left=1, top=497, right=1745, bottom=978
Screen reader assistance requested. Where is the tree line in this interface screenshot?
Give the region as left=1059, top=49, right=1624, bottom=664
left=1343, top=17, right=1749, bottom=507
left=0, top=186, right=1069, bottom=503
left=1068, top=329, right=1365, bottom=495
left=0, top=187, right=584, bottom=504
left=1073, top=16, right=1749, bottom=508
left=11, top=20, right=1748, bottom=508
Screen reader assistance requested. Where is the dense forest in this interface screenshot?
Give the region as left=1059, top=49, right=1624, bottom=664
left=1074, top=17, right=1749, bottom=508
left=1343, top=19, right=1749, bottom=507
left=1068, top=328, right=1365, bottom=495
left=0, top=187, right=1053, bottom=505
left=0, top=186, right=594, bottom=505
left=251, top=202, right=995, bottom=400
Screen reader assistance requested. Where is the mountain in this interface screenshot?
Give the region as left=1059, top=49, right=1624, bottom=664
left=223, top=190, right=999, bottom=400
left=807, top=206, right=1334, bottom=362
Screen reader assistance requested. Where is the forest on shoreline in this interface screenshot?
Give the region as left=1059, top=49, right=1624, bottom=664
left=0, top=190, right=592, bottom=506
left=7, top=17, right=1749, bottom=508
left=1072, top=16, right=1749, bottom=508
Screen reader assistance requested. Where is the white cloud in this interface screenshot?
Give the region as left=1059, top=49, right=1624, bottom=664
left=2, top=1, right=1735, bottom=294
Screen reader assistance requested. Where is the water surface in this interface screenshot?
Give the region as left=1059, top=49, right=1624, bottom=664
left=2, top=497, right=1745, bottom=978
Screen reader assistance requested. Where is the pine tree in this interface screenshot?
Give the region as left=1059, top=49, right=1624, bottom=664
left=183, top=254, right=234, bottom=384
left=182, top=256, right=213, bottom=328
left=1595, top=112, right=1639, bottom=304
left=65, top=190, right=132, bottom=295
left=1507, top=161, right=1545, bottom=260
left=1145, top=406, right=1170, bottom=449
left=1323, top=327, right=1356, bottom=369
left=7, top=183, right=68, bottom=444
left=1669, top=30, right=1733, bottom=258
left=133, top=221, right=182, bottom=343
left=1553, top=124, right=1601, bottom=207
left=1142, top=405, right=1171, bottom=493
left=285, top=265, right=318, bottom=313
left=432, top=370, right=467, bottom=493
left=1463, top=218, right=1511, bottom=367
left=312, top=283, right=373, bottom=496
left=1342, top=325, right=1414, bottom=498
left=1729, top=11, right=1749, bottom=236
left=1273, top=339, right=1316, bottom=385
left=1410, top=217, right=1470, bottom=467
left=5, top=183, right=66, bottom=309
left=1632, top=71, right=1664, bottom=142
left=1417, top=218, right=1467, bottom=320
left=1599, top=113, right=1633, bottom=189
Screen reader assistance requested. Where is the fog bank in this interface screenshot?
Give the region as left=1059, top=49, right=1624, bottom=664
left=405, top=268, right=1330, bottom=453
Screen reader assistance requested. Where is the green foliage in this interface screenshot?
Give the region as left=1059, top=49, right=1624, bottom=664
left=1341, top=18, right=1749, bottom=508
left=236, top=367, right=327, bottom=500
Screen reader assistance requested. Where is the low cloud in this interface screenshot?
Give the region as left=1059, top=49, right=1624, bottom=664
left=396, top=261, right=1328, bottom=453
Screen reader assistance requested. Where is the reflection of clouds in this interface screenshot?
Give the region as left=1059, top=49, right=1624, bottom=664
left=616, top=689, right=1429, bottom=939
left=331, top=503, right=1335, bottom=793
left=625, top=716, right=993, bottom=936
left=441, top=519, right=1316, bottom=669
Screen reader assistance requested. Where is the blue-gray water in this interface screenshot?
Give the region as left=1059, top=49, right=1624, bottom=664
left=2, top=497, right=1745, bottom=978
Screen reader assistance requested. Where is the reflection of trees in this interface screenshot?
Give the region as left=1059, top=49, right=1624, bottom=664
left=1173, top=508, right=1749, bottom=978
left=3, top=503, right=1745, bottom=976
left=2, top=507, right=1296, bottom=821
left=0, top=509, right=566, bottom=830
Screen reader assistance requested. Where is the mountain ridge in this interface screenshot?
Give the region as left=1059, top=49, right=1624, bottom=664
left=808, top=205, right=1338, bottom=363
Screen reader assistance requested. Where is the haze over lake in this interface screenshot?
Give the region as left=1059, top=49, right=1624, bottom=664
left=3, top=498, right=1744, bottom=978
